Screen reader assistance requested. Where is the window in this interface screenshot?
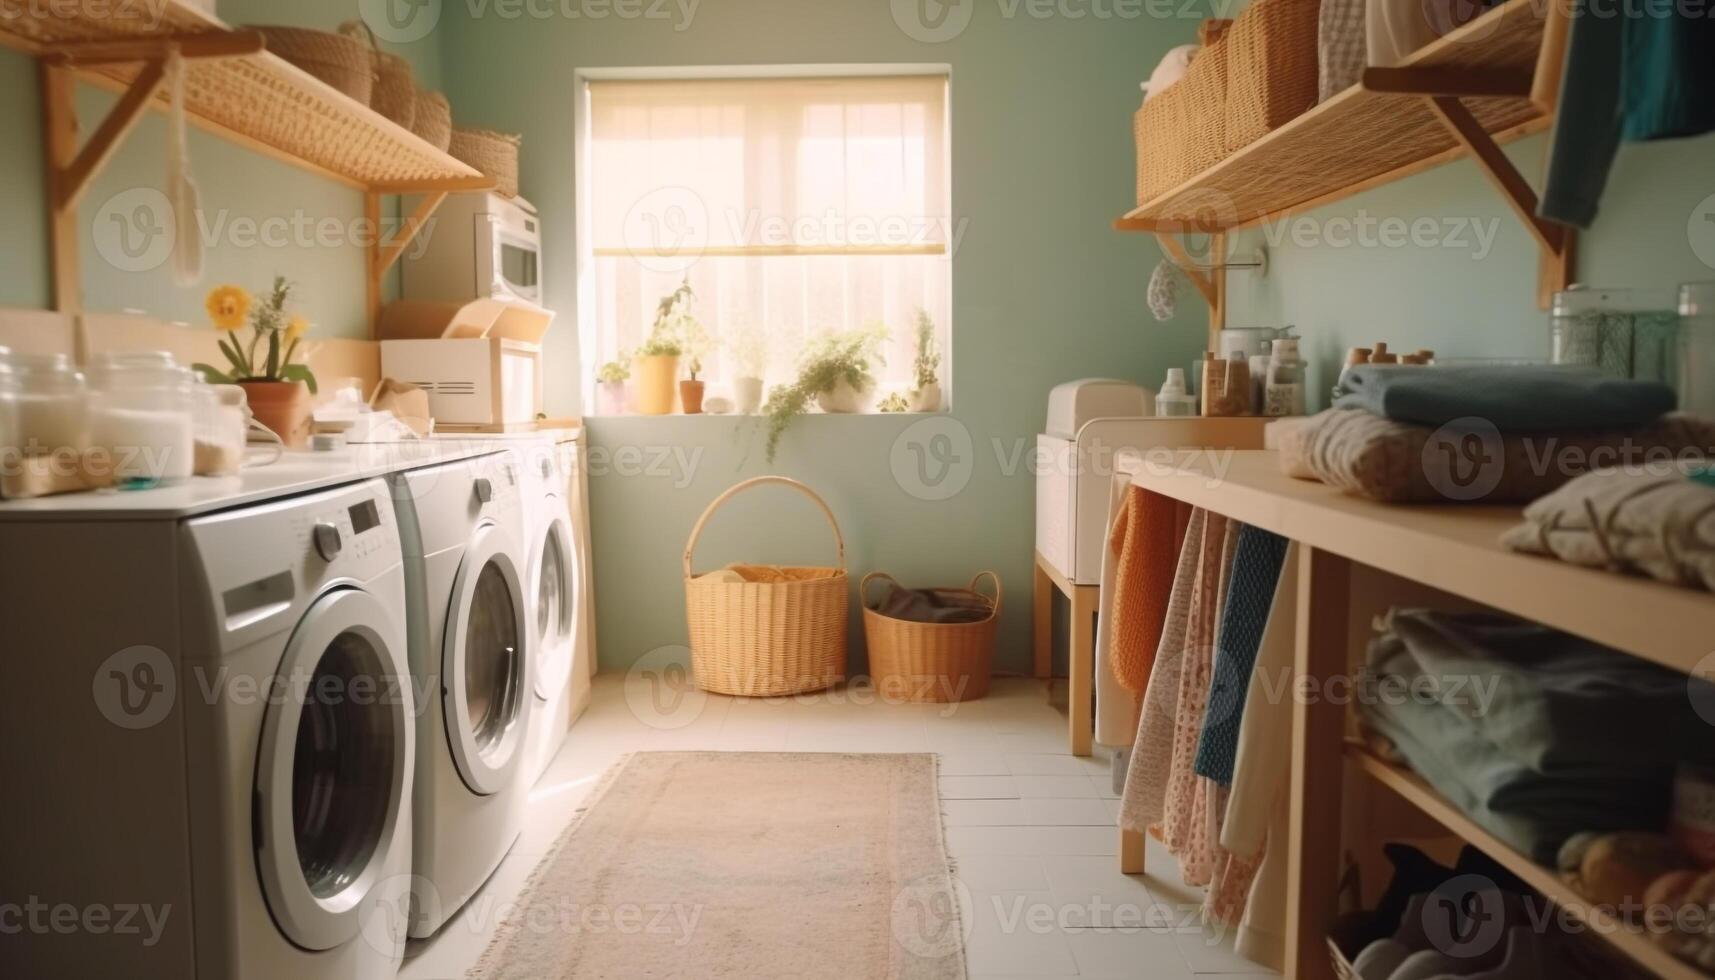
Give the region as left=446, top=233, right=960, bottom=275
left=580, top=72, right=952, bottom=412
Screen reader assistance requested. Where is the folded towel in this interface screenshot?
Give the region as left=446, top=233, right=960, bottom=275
left=1503, top=465, right=1715, bottom=592
left=1107, top=486, right=1192, bottom=695
left=1334, top=364, right=1676, bottom=432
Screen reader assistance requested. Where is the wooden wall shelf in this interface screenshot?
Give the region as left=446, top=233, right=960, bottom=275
left=1121, top=0, right=1576, bottom=310
left=0, top=2, right=489, bottom=192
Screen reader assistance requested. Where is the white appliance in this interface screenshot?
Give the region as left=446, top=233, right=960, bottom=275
left=0, top=478, right=415, bottom=978
left=402, top=192, right=543, bottom=306
left=379, top=298, right=554, bottom=431
left=519, top=437, right=585, bottom=783
left=390, top=450, right=534, bottom=938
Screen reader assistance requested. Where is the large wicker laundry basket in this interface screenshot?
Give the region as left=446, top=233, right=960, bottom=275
left=862, top=572, right=999, bottom=703
left=683, top=477, right=849, bottom=696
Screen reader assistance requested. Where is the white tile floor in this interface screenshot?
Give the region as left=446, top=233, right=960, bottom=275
left=399, top=675, right=1279, bottom=980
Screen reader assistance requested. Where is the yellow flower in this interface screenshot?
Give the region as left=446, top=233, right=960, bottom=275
left=285, top=317, right=309, bottom=344
left=206, top=286, right=252, bottom=331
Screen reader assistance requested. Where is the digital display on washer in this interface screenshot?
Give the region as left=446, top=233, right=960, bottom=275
left=349, top=500, right=381, bottom=535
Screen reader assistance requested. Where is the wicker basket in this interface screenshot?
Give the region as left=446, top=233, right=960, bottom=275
left=411, top=89, right=453, bottom=151
left=341, top=20, right=415, bottom=129
left=255, top=25, right=374, bottom=105
left=1224, top=0, right=1322, bottom=151
left=1134, top=19, right=1230, bottom=205
left=683, top=477, right=849, bottom=697
left=450, top=127, right=522, bottom=197
left=862, top=572, right=999, bottom=703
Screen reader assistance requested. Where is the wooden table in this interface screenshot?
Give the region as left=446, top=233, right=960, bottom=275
left=1033, top=550, right=1100, bottom=757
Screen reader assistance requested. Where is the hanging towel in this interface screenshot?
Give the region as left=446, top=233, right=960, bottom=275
left=1223, top=541, right=1300, bottom=970
left=1540, top=0, right=1715, bottom=228
left=1195, top=525, right=1291, bottom=785
left=1119, top=507, right=1208, bottom=832
left=1107, top=486, right=1193, bottom=694
left=1159, top=513, right=1239, bottom=886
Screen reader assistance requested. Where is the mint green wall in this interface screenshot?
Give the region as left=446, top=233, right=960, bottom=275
left=438, top=0, right=1210, bottom=674
left=0, top=0, right=444, bottom=336
left=1226, top=133, right=1715, bottom=402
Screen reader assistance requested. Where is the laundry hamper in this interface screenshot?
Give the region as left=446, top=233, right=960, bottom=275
left=861, top=572, right=999, bottom=703
left=683, top=477, right=849, bottom=696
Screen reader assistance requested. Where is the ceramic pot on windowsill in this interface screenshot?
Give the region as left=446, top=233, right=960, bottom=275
left=597, top=380, right=628, bottom=415
left=734, top=376, right=765, bottom=415
left=633, top=354, right=679, bottom=415
left=238, top=379, right=311, bottom=449
left=816, top=378, right=874, bottom=414
left=909, top=382, right=943, bottom=413
left=679, top=379, right=706, bottom=414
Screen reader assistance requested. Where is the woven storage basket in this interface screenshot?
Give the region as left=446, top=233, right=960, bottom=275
left=684, top=477, right=849, bottom=697
left=255, top=25, right=374, bottom=105
left=1224, top=0, right=1323, bottom=152
left=862, top=572, right=999, bottom=703
left=1134, top=19, right=1230, bottom=205
left=412, top=89, right=454, bottom=151
left=341, top=20, right=415, bottom=129
left=450, top=127, right=522, bottom=197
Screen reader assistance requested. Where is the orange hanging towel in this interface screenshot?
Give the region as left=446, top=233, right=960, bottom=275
left=1107, top=486, right=1192, bottom=694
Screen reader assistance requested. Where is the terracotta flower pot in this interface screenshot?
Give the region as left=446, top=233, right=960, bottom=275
left=679, top=379, right=706, bottom=415
left=239, top=379, right=311, bottom=449
left=633, top=355, right=679, bottom=415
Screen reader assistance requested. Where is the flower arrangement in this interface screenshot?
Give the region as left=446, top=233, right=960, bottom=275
left=193, top=277, right=318, bottom=393
left=597, top=355, right=631, bottom=383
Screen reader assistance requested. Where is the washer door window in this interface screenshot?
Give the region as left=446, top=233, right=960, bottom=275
left=444, top=523, right=530, bottom=795
left=255, top=589, right=409, bottom=951
left=532, top=507, right=577, bottom=701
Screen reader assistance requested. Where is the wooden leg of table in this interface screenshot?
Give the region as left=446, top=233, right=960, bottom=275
left=1285, top=547, right=1350, bottom=980
left=1068, top=585, right=1096, bottom=757
left=1119, top=827, right=1146, bottom=875
left=1033, top=557, right=1053, bottom=681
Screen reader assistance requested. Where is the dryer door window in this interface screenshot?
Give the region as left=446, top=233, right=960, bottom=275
left=532, top=512, right=577, bottom=700
left=255, top=589, right=410, bottom=952
left=444, top=524, right=530, bottom=795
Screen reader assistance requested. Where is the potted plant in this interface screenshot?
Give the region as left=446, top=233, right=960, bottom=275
left=909, top=309, right=943, bottom=412
left=633, top=278, right=696, bottom=415
left=759, top=325, right=887, bottom=461
left=677, top=305, right=711, bottom=415
left=727, top=317, right=768, bottom=415
left=193, top=277, right=318, bottom=448
left=596, top=354, right=630, bottom=415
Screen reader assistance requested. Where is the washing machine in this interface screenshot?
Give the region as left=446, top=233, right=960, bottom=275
left=520, top=436, right=585, bottom=784
left=0, top=478, right=415, bottom=978
left=390, top=449, right=533, bottom=938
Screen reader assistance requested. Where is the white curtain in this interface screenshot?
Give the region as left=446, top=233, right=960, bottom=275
left=585, top=75, right=952, bottom=398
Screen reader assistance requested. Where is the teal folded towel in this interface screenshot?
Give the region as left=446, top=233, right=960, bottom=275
left=1333, top=365, right=1676, bottom=432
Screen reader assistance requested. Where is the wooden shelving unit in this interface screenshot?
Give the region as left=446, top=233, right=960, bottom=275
left=1115, top=448, right=1715, bottom=980
left=0, top=1, right=493, bottom=334
left=1350, top=744, right=1707, bottom=980
left=1121, top=0, right=1576, bottom=312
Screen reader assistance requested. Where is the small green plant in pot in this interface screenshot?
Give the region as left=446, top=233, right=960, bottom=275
left=633, top=279, right=696, bottom=415
left=727, top=316, right=768, bottom=415
left=677, top=306, right=712, bottom=415
left=596, top=353, right=630, bottom=415
left=909, top=309, right=943, bottom=412
left=195, top=277, right=319, bottom=448
left=759, top=324, right=887, bottom=461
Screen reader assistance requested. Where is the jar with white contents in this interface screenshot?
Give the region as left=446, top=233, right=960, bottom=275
left=86, top=352, right=196, bottom=489
left=10, top=352, right=89, bottom=457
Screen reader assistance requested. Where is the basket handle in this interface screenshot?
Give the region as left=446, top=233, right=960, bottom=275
left=860, top=571, right=903, bottom=609
left=969, top=571, right=1002, bottom=614
left=683, top=476, right=846, bottom=578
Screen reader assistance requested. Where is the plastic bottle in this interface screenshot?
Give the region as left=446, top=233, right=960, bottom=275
left=1155, top=367, right=1196, bottom=417
left=1265, top=337, right=1307, bottom=417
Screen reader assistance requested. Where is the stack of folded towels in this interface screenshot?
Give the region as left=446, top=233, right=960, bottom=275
left=1358, top=609, right=1715, bottom=865
left=1276, top=364, right=1715, bottom=503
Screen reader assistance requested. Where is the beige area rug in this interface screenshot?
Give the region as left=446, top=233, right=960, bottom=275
left=472, top=752, right=968, bottom=980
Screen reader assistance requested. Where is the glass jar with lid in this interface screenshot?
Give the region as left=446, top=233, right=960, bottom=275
left=10, top=352, right=88, bottom=457
left=86, top=351, right=196, bottom=487
left=1681, top=283, right=1715, bottom=418
left=0, top=348, right=17, bottom=463
left=193, top=381, right=248, bottom=477
left=1549, top=287, right=1679, bottom=382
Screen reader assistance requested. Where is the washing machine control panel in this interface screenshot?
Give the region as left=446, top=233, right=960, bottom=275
left=290, top=491, right=397, bottom=572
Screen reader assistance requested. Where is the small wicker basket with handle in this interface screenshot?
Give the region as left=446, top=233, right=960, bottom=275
left=683, top=477, right=849, bottom=697
left=861, top=571, right=999, bottom=703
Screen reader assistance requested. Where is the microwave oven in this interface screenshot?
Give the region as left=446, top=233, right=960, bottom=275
left=401, top=191, right=542, bottom=306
